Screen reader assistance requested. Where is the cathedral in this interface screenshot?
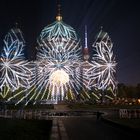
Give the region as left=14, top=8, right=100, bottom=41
left=0, top=5, right=117, bottom=105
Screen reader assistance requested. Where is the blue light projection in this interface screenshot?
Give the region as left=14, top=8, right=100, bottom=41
left=0, top=28, right=31, bottom=98
left=0, top=21, right=117, bottom=105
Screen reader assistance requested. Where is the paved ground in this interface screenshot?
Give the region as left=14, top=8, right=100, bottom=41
left=60, top=117, right=137, bottom=140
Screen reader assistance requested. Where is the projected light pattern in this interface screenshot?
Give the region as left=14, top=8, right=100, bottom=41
left=38, top=21, right=78, bottom=46
left=0, top=29, right=31, bottom=98
left=36, top=20, right=82, bottom=102
left=28, top=39, right=82, bottom=103
left=0, top=20, right=117, bottom=104
left=49, top=69, right=69, bottom=85
left=85, top=30, right=117, bottom=99
left=9, top=20, right=83, bottom=105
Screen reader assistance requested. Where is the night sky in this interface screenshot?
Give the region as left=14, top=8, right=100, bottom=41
left=0, top=0, right=140, bottom=85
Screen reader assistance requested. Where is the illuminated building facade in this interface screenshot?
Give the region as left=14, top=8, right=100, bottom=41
left=0, top=6, right=117, bottom=105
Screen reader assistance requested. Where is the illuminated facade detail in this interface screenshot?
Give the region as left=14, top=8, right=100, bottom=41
left=0, top=28, right=31, bottom=98
left=49, top=69, right=69, bottom=86
left=86, top=29, right=117, bottom=100
left=38, top=21, right=78, bottom=47
left=7, top=19, right=82, bottom=105
left=34, top=25, right=82, bottom=102
left=0, top=13, right=117, bottom=104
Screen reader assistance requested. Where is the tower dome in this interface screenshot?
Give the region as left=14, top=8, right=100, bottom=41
left=38, top=4, right=78, bottom=45
left=38, top=20, right=78, bottom=45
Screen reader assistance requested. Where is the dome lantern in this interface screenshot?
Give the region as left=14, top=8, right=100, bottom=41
left=56, top=4, right=62, bottom=21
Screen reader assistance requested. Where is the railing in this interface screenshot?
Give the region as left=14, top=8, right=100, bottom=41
left=0, top=110, right=101, bottom=120
left=119, top=109, right=140, bottom=119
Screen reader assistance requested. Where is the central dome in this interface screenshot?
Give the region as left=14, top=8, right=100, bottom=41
left=38, top=20, right=78, bottom=44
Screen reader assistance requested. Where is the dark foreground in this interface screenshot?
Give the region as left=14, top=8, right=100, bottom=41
left=0, top=116, right=139, bottom=140
left=61, top=117, right=138, bottom=140
left=0, top=118, right=52, bottom=140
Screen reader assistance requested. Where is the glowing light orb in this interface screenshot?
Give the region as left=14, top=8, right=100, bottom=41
left=49, top=69, right=69, bottom=86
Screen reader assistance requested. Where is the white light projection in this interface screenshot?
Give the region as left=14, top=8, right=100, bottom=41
left=38, top=21, right=78, bottom=46
left=34, top=21, right=82, bottom=103
left=49, top=69, right=69, bottom=86
left=0, top=21, right=117, bottom=104
left=32, top=40, right=82, bottom=103
left=11, top=20, right=83, bottom=105
left=0, top=28, right=31, bottom=98
left=85, top=30, right=117, bottom=99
